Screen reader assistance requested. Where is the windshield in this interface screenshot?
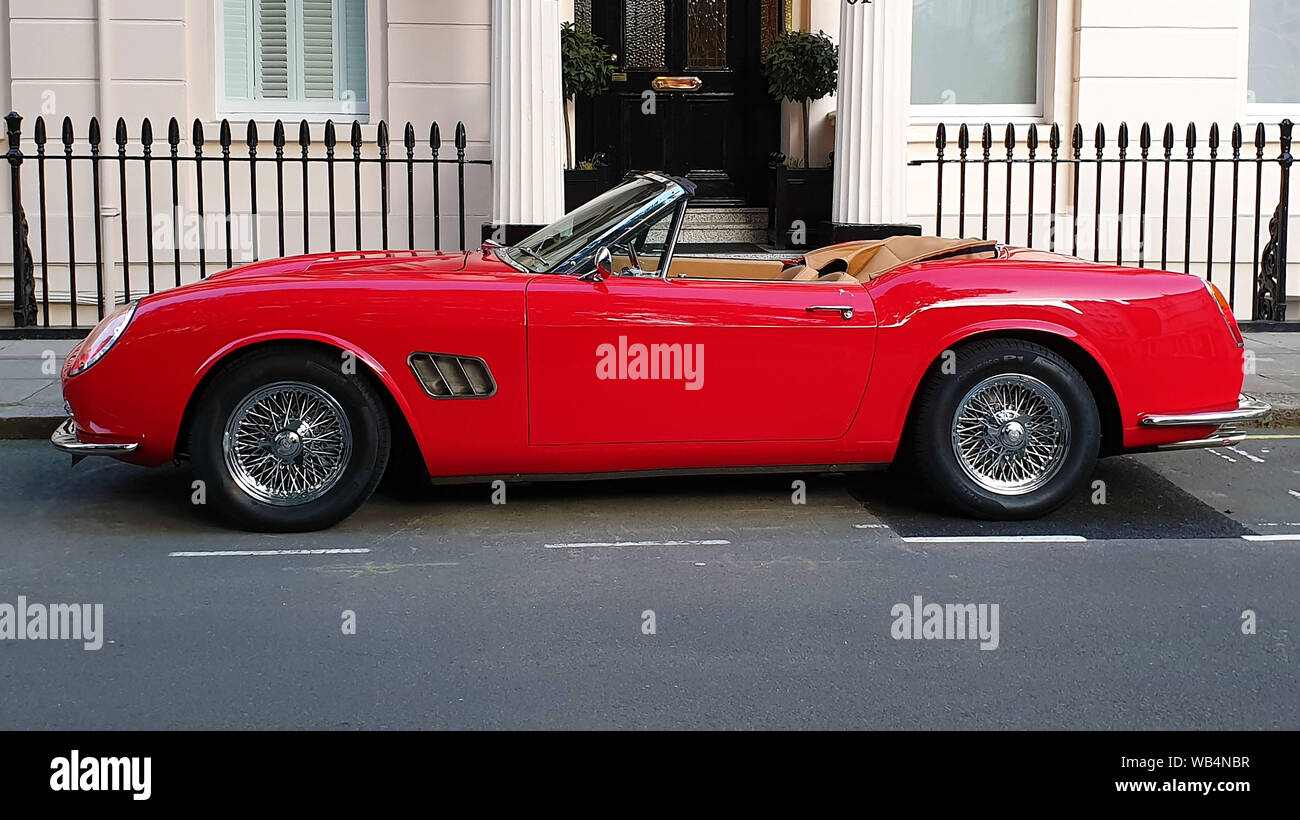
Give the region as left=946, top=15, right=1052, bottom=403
left=502, top=177, right=672, bottom=273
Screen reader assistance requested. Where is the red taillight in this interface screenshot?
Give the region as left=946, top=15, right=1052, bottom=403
left=67, top=302, right=137, bottom=376
left=1204, top=281, right=1244, bottom=348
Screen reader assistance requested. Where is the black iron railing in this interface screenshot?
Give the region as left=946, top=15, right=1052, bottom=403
left=5, top=111, right=489, bottom=330
left=909, top=120, right=1294, bottom=321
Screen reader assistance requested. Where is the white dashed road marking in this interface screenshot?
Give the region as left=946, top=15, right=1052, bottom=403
left=1207, top=449, right=1237, bottom=463
left=169, top=548, right=372, bottom=558
left=544, top=539, right=731, bottom=549
left=1242, top=534, right=1300, bottom=542
left=1228, top=447, right=1266, bottom=463
left=899, top=535, right=1088, bottom=544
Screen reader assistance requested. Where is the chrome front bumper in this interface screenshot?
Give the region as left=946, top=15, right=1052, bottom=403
left=50, top=417, right=140, bottom=457
left=1139, top=395, right=1271, bottom=451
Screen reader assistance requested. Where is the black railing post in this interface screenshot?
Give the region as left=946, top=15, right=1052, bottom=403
left=431, top=122, right=442, bottom=250
left=1278, top=119, right=1293, bottom=320
left=6, top=111, right=36, bottom=327
left=1257, top=120, right=1293, bottom=321
left=456, top=121, right=467, bottom=251
left=934, top=123, right=945, bottom=236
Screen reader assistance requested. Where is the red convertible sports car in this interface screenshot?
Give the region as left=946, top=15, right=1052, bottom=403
left=53, top=172, right=1269, bottom=531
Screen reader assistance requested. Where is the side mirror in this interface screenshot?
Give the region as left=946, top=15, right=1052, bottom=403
left=582, top=247, right=614, bottom=282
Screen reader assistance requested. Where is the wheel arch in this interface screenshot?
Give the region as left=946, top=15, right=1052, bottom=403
left=173, top=336, right=422, bottom=469
left=903, top=327, right=1124, bottom=457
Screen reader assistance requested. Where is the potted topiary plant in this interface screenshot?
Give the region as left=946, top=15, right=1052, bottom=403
left=762, top=30, right=838, bottom=249
left=561, top=21, right=617, bottom=209
left=565, top=152, right=612, bottom=211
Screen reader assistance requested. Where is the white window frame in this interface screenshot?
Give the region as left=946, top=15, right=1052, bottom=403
left=1242, top=0, right=1300, bottom=122
left=214, top=0, right=370, bottom=122
left=909, top=0, right=1050, bottom=125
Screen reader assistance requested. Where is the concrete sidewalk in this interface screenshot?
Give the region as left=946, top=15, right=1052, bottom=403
left=0, top=338, right=78, bottom=439
left=1, top=333, right=1298, bottom=439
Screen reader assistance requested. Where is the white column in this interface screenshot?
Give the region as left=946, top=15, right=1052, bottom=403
left=491, top=0, right=566, bottom=225
left=832, top=0, right=912, bottom=225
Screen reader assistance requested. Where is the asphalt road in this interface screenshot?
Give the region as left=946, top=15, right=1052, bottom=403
left=0, top=434, right=1297, bottom=730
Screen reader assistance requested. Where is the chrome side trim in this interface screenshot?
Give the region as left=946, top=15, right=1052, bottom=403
left=1140, top=395, right=1271, bottom=427
left=426, top=462, right=889, bottom=486
left=49, top=418, right=140, bottom=456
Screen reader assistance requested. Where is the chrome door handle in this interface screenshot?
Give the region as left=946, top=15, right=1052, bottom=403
left=806, top=305, right=854, bottom=320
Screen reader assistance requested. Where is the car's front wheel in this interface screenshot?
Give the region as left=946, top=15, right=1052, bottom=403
left=909, top=339, right=1100, bottom=520
left=190, top=346, right=391, bottom=531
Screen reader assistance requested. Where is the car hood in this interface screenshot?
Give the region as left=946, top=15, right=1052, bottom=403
left=204, top=250, right=473, bottom=284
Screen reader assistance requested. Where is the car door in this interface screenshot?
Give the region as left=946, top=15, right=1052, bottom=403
left=526, top=274, right=877, bottom=446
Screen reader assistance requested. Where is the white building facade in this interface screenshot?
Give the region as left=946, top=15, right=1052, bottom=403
left=0, top=0, right=1296, bottom=325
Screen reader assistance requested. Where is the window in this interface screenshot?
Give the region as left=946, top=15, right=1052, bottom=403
left=219, top=0, right=368, bottom=119
left=911, top=0, right=1045, bottom=121
left=1248, top=0, right=1300, bottom=112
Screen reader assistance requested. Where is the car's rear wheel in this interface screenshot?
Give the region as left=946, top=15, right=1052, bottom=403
left=909, top=339, right=1099, bottom=519
left=191, top=346, right=390, bottom=531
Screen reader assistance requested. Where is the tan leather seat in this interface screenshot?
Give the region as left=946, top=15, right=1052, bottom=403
left=799, top=236, right=997, bottom=282
left=855, top=236, right=996, bottom=280
left=777, top=264, right=818, bottom=281
left=801, top=240, right=887, bottom=280
left=817, top=272, right=858, bottom=284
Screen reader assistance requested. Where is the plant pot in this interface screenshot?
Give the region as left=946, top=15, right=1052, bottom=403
left=767, top=166, right=833, bottom=250
left=565, top=166, right=615, bottom=211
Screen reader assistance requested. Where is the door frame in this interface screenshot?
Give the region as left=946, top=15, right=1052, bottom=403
left=575, top=0, right=781, bottom=207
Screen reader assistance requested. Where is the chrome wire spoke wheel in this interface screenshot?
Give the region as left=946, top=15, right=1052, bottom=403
left=222, top=380, right=353, bottom=506
left=950, top=374, right=1071, bottom=496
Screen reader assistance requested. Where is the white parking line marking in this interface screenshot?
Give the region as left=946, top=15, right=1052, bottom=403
left=899, top=535, right=1087, bottom=544
left=853, top=523, right=890, bottom=529
left=544, top=539, right=731, bottom=549
left=1256, top=522, right=1300, bottom=527
left=168, top=548, right=372, bottom=558
left=1207, top=449, right=1237, bottom=463
left=1289, top=490, right=1300, bottom=501
left=1242, top=534, right=1300, bottom=542
left=1227, top=447, right=1266, bottom=463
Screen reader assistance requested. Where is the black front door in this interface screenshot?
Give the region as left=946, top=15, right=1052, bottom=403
left=580, top=0, right=780, bottom=205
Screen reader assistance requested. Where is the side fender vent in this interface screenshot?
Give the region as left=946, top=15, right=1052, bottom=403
left=409, top=353, right=497, bottom=399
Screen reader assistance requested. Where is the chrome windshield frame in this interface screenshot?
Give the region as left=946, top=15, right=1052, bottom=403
left=501, top=173, right=693, bottom=277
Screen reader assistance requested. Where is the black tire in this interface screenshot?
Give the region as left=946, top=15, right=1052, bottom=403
left=190, top=345, right=391, bottom=532
left=908, top=339, right=1099, bottom=520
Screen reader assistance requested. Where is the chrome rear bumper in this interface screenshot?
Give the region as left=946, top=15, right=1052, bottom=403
left=1138, top=395, right=1270, bottom=452
left=50, top=417, right=140, bottom=457
left=1140, top=395, right=1272, bottom=428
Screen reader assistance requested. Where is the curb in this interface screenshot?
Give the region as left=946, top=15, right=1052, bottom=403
left=1244, top=395, right=1300, bottom=429
left=0, top=414, right=62, bottom=441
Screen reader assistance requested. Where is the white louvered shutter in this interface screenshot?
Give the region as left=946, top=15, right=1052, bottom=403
left=223, top=0, right=252, bottom=100
left=255, top=0, right=291, bottom=99
left=223, top=0, right=366, bottom=108
left=301, top=0, right=335, bottom=99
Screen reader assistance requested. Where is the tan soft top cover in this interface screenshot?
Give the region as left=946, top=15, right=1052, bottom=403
left=800, top=236, right=998, bottom=282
